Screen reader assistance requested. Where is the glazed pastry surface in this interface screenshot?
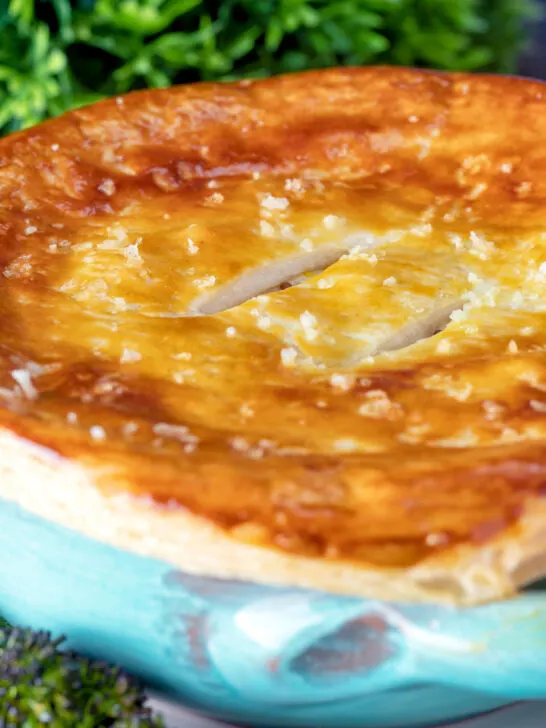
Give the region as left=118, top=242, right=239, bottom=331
left=3, top=67, right=546, bottom=603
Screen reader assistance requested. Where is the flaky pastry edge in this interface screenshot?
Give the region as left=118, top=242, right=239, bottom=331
left=1, top=427, right=545, bottom=606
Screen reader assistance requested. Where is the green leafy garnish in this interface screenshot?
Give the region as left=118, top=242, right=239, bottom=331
left=0, top=1, right=539, bottom=135
left=0, top=622, right=164, bottom=726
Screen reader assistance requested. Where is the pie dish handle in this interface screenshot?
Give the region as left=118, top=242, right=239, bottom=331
left=206, top=593, right=417, bottom=703
left=203, top=589, right=546, bottom=704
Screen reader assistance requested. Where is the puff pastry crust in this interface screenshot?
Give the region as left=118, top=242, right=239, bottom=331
left=2, top=67, right=546, bottom=604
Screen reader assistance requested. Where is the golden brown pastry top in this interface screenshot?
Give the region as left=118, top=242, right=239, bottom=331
left=3, top=66, right=546, bottom=577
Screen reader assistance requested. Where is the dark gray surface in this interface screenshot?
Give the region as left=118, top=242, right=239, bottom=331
left=149, top=695, right=233, bottom=727
left=149, top=697, right=546, bottom=728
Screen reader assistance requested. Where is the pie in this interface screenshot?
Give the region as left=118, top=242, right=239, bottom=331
left=2, top=66, right=546, bottom=606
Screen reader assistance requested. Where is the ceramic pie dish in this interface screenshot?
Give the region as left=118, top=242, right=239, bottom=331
left=3, top=66, right=546, bottom=727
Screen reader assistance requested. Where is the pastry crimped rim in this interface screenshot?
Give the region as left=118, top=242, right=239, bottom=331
left=2, top=66, right=546, bottom=605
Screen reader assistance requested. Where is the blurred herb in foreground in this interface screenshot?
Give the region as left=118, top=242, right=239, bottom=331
left=0, top=622, right=164, bottom=726
left=0, top=0, right=539, bottom=135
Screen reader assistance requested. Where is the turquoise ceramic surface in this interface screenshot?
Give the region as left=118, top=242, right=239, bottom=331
left=2, top=497, right=545, bottom=727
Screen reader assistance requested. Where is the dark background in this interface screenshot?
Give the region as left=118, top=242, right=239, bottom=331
left=520, top=3, right=546, bottom=78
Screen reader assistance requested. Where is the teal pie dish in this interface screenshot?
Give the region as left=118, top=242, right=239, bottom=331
left=2, top=496, right=545, bottom=728
left=4, top=66, right=546, bottom=728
